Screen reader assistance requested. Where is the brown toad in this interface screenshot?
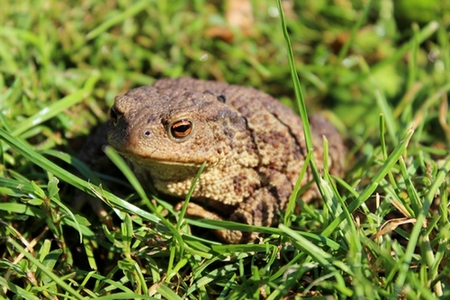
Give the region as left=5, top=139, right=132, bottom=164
left=107, top=78, right=345, bottom=243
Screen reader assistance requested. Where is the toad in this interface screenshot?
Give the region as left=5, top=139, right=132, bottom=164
left=107, top=78, right=345, bottom=243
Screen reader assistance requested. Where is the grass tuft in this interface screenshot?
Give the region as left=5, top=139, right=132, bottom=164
left=1, top=0, right=449, bottom=298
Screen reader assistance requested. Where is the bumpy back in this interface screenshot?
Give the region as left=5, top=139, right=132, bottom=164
left=153, top=78, right=345, bottom=184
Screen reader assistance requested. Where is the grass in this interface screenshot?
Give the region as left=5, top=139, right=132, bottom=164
left=1, top=0, right=449, bottom=298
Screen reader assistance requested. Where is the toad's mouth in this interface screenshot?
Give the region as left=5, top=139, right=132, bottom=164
left=118, top=151, right=207, bottom=168
left=112, top=150, right=207, bottom=182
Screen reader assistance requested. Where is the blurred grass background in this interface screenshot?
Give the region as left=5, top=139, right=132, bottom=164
left=1, top=0, right=450, bottom=298
left=1, top=0, right=448, bottom=141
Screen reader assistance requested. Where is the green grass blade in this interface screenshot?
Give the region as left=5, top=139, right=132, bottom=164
left=0, top=276, right=40, bottom=300
left=393, top=156, right=450, bottom=297
left=322, top=128, right=414, bottom=237
left=0, top=128, right=160, bottom=223
left=12, top=74, right=99, bottom=137
left=86, top=0, right=149, bottom=40
left=276, top=0, right=324, bottom=197
left=6, top=238, right=85, bottom=300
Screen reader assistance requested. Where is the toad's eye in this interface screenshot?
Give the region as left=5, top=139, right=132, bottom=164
left=169, top=119, right=193, bottom=141
left=110, top=106, right=121, bottom=125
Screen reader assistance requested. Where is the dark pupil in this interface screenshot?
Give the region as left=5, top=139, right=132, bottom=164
left=174, top=124, right=189, bottom=133
left=171, top=120, right=192, bottom=138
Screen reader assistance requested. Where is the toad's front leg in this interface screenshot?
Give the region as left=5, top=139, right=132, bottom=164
left=176, top=187, right=284, bottom=244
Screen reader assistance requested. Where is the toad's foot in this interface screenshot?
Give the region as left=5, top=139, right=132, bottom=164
left=174, top=201, right=260, bottom=243
left=175, top=187, right=281, bottom=243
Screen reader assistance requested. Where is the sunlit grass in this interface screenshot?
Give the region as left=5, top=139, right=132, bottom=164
left=1, top=0, right=449, bottom=298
